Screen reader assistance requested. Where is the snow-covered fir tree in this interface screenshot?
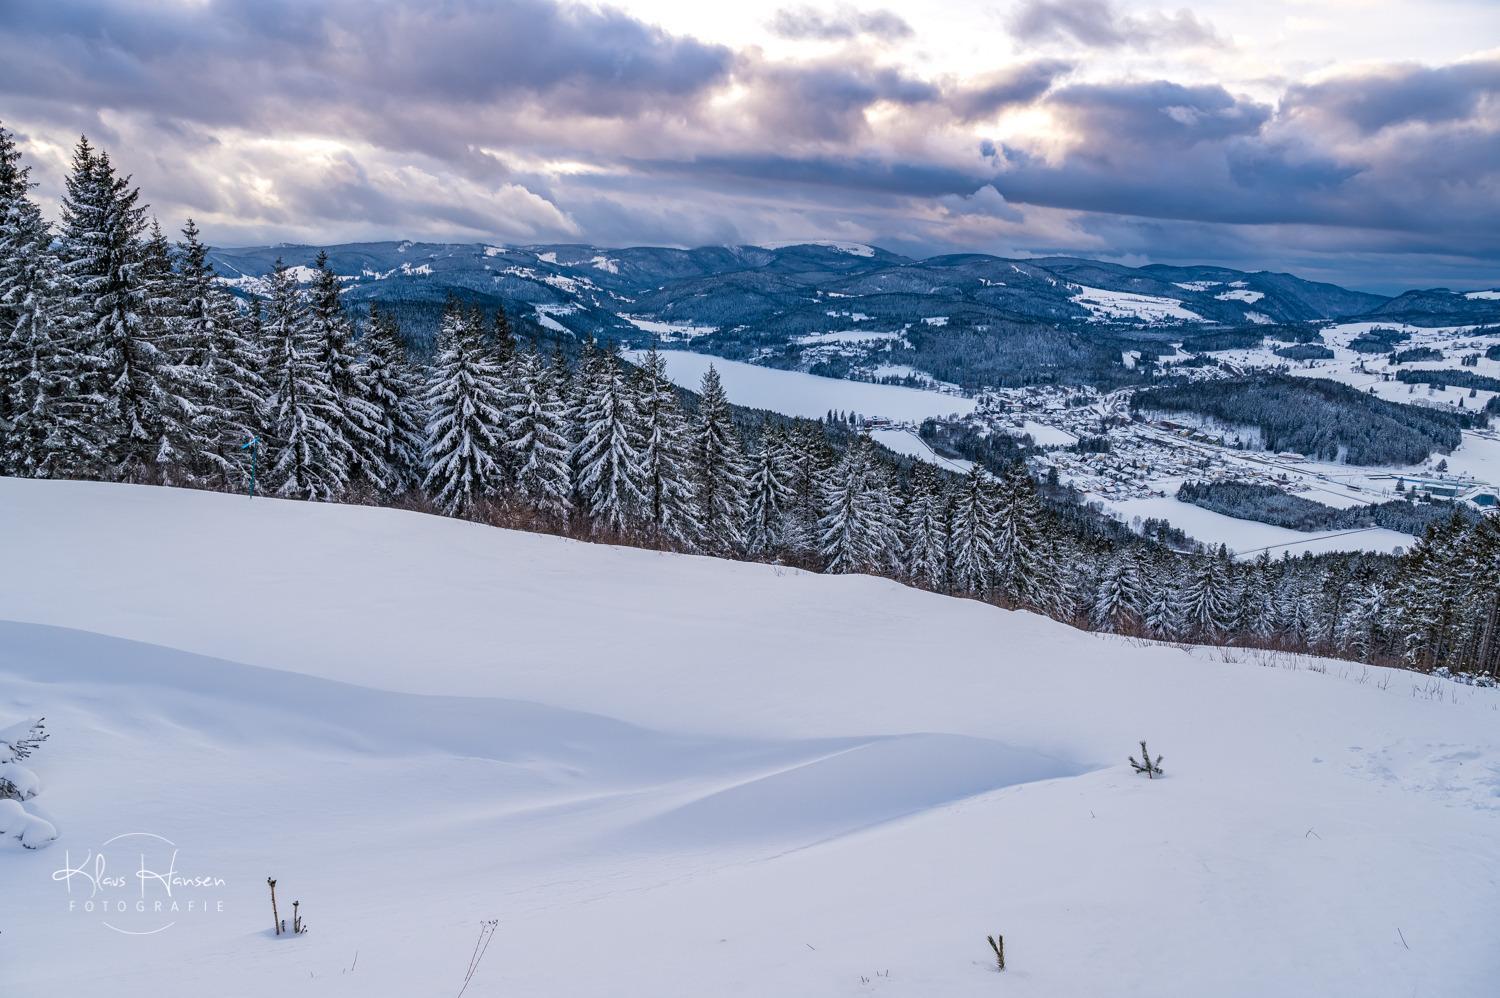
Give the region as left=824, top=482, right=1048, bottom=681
left=307, top=251, right=386, bottom=490
left=745, top=419, right=798, bottom=557
left=689, top=364, right=750, bottom=555
left=573, top=344, right=646, bottom=535
left=358, top=304, right=425, bottom=494
left=506, top=346, right=573, bottom=521
left=263, top=260, right=352, bottom=501
left=58, top=138, right=195, bottom=481
left=991, top=461, right=1049, bottom=607
left=1092, top=549, right=1144, bottom=633
left=818, top=435, right=898, bottom=574
left=901, top=462, right=949, bottom=591
left=1181, top=545, right=1237, bottom=640
left=0, top=126, right=74, bottom=478
left=173, top=218, right=267, bottom=487
left=1141, top=563, right=1182, bottom=641
left=422, top=301, right=510, bottom=517
left=947, top=465, right=995, bottom=594
left=633, top=347, right=697, bottom=548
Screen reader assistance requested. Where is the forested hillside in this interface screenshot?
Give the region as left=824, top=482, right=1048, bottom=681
left=1134, top=376, right=1472, bottom=465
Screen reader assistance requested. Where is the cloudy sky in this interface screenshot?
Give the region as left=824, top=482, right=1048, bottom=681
left=1, top=0, right=1496, bottom=291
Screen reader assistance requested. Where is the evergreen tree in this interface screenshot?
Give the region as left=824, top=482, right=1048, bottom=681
left=902, top=462, right=950, bottom=591
left=57, top=138, right=193, bottom=481
left=1182, top=545, right=1237, bottom=640
left=359, top=304, right=425, bottom=493
left=421, top=300, right=510, bottom=517
left=263, top=260, right=351, bottom=501
left=745, top=419, right=798, bottom=557
left=1092, top=549, right=1144, bottom=633
left=992, top=462, right=1049, bottom=607
left=634, top=347, right=696, bottom=548
left=173, top=218, right=267, bottom=487
left=1141, top=562, right=1183, bottom=641
left=307, top=251, right=385, bottom=489
left=689, top=364, right=750, bottom=554
left=784, top=421, right=832, bottom=556
left=506, top=346, right=573, bottom=520
left=0, top=126, right=73, bottom=477
left=947, top=465, right=995, bottom=594
left=572, top=344, right=645, bottom=535
left=818, top=436, right=897, bottom=574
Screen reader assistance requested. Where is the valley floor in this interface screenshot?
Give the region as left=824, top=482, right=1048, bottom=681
left=1, top=478, right=1496, bottom=996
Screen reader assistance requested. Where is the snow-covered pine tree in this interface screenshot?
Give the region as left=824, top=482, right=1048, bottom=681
left=947, top=464, right=995, bottom=595
left=1141, top=560, right=1183, bottom=641
left=818, top=435, right=897, bottom=574
left=745, top=419, right=798, bottom=558
left=991, top=461, right=1048, bottom=607
left=57, top=138, right=193, bottom=482
left=357, top=305, right=425, bottom=494
left=633, top=347, right=697, bottom=549
left=1337, top=573, right=1389, bottom=662
left=173, top=218, right=267, bottom=487
left=0, top=126, right=75, bottom=478
left=421, top=300, right=511, bottom=517
left=307, top=251, right=386, bottom=490
left=485, top=306, right=523, bottom=494
left=689, top=364, right=750, bottom=555
left=1091, top=549, right=1144, bottom=633
left=783, top=422, right=833, bottom=557
left=491, top=304, right=516, bottom=366
left=1242, top=553, right=1280, bottom=645
left=0, top=122, right=22, bottom=465
left=901, top=462, right=949, bottom=591
left=1181, top=545, right=1237, bottom=641
left=506, top=346, right=573, bottom=521
left=137, top=217, right=211, bottom=483
left=573, top=343, right=646, bottom=535
left=263, top=259, right=352, bottom=501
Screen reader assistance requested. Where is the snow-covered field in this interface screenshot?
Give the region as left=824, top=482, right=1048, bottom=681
left=626, top=349, right=976, bottom=422
left=1, top=479, right=1497, bottom=997
left=1069, top=285, right=1204, bottom=322
left=1099, top=494, right=1415, bottom=559
left=869, top=428, right=976, bottom=474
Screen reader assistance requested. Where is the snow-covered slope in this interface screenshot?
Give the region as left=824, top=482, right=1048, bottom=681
left=1, top=479, right=1496, bottom=997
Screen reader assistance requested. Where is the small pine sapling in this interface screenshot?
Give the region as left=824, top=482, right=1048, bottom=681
left=1129, top=739, right=1164, bottom=778
left=986, top=933, right=1005, bottom=971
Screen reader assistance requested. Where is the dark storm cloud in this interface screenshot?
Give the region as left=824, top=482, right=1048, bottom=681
left=1283, top=57, right=1500, bottom=134
left=769, top=5, right=914, bottom=41
left=0, top=0, right=734, bottom=121
left=740, top=59, right=940, bottom=140
left=1007, top=0, right=1223, bottom=50
left=950, top=60, right=1073, bottom=121
left=1048, top=81, right=1271, bottom=146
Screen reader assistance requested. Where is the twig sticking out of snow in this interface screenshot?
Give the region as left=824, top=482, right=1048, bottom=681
left=458, top=919, right=499, bottom=998
left=0, top=717, right=48, bottom=764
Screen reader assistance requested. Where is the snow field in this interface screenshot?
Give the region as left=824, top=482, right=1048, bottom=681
left=0, top=478, right=1497, bottom=997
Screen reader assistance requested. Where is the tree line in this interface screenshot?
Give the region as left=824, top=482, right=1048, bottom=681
left=3, top=129, right=1497, bottom=680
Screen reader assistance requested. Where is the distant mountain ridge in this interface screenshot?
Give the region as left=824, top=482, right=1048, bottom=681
left=207, top=240, right=1500, bottom=364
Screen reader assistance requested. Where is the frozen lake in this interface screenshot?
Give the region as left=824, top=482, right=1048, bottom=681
left=627, top=350, right=976, bottom=422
